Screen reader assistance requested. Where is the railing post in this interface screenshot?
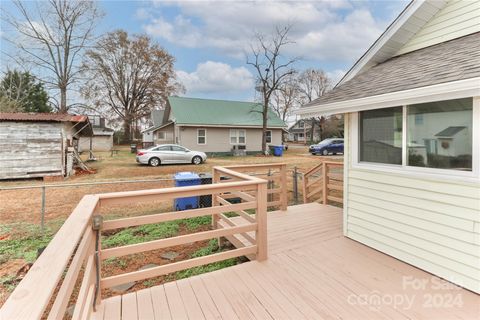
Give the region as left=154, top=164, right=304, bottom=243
left=280, top=164, right=288, bottom=211
left=302, top=173, right=308, bottom=204
left=256, top=181, right=268, bottom=261
left=212, top=168, right=223, bottom=248
left=322, top=162, right=328, bottom=205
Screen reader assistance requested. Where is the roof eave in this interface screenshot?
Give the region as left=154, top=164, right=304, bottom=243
left=297, top=77, right=480, bottom=117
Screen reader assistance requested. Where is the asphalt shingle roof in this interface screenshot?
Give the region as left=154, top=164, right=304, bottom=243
left=168, top=96, right=286, bottom=128
left=305, top=32, right=480, bottom=107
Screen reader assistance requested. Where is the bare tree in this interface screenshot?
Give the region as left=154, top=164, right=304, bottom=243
left=81, top=30, right=183, bottom=142
left=247, top=26, right=297, bottom=154
left=270, top=73, right=301, bottom=123
left=2, top=0, right=101, bottom=112
left=297, top=69, right=332, bottom=142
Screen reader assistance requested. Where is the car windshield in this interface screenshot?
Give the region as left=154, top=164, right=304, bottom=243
left=317, top=139, right=333, bottom=146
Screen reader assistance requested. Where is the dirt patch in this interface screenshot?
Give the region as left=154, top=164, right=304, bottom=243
left=0, top=259, right=27, bottom=278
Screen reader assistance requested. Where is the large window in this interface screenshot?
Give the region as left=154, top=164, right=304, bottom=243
left=359, top=107, right=403, bottom=165
left=197, top=129, right=206, bottom=145
left=407, top=98, right=472, bottom=171
left=230, top=129, right=246, bottom=144
left=358, top=98, right=473, bottom=172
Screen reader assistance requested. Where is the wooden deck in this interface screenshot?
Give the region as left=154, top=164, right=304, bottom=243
left=92, top=203, right=480, bottom=320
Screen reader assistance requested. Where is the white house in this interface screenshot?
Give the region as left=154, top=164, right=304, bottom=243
left=298, top=0, right=480, bottom=293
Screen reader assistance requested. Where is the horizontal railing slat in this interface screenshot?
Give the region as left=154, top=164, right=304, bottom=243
left=219, top=213, right=256, bottom=244
left=102, top=201, right=256, bottom=231
left=102, top=224, right=257, bottom=260
left=101, top=246, right=257, bottom=289
left=98, top=180, right=261, bottom=205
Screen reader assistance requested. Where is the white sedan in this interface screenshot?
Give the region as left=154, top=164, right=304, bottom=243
left=136, top=144, right=207, bottom=167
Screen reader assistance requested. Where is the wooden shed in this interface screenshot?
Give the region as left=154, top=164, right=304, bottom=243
left=0, top=113, right=92, bottom=180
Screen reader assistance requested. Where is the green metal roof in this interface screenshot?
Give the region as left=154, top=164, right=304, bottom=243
left=168, top=96, right=286, bottom=128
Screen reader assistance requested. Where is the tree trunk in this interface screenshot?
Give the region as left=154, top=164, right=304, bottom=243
left=123, top=118, right=132, bottom=143
left=59, top=85, right=67, bottom=113
left=262, top=96, right=268, bottom=154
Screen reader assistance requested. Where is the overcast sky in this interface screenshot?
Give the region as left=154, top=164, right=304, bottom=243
left=1, top=0, right=409, bottom=102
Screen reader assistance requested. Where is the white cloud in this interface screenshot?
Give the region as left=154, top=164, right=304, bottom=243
left=142, top=1, right=386, bottom=63
left=176, top=61, right=254, bottom=95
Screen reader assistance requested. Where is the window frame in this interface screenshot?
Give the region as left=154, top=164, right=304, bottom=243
left=230, top=129, right=247, bottom=145
left=157, top=131, right=166, bottom=140
left=351, top=97, right=479, bottom=180
left=265, top=130, right=272, bottom=144
left=197, top=128, right=207, bottom=145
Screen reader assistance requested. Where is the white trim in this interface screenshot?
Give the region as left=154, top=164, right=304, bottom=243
left=473, top=97, right=480, bottom=177
left=298, top=78, right=480, bottom=117
left=351, top=98, right=479, bottom=182
left=197, top=128, right=207, bottom=145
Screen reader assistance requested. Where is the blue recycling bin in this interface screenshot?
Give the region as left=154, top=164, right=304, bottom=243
left=174, top=172, right=201, bottom=210
left=273, top=145, right=284, bottom=157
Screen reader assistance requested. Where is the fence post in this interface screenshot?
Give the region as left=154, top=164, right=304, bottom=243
left=256, top=181, right=268, bottom=261
left=293, top=166, right=298, bottom=205
left=41, top=186, right=46, bottom=231
left=280, top=164, right=288, bottom=211
left=322, top=162, right=328, bottom=205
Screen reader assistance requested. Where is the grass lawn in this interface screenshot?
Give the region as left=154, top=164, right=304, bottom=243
left=0, top=144, right=342, bottom=305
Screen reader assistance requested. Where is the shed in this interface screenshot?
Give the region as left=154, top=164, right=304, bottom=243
left=78, top=115, right=114, bottom=152
left=0, top=113, right=92, bottom=180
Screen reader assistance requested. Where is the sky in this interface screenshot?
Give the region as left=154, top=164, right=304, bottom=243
left=1, top=0, right=410, bottom=102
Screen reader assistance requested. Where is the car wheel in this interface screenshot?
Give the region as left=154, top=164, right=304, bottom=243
left=192, top=156, right=202, bottom=165
left=322, top=149, right=328, bottom=156
left=311, top=152, right=316, bottom=156
left=149, top=157, right=161, bottom=167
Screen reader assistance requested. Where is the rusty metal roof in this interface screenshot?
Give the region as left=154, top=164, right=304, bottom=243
left=0, top=112, right=89, bottom=123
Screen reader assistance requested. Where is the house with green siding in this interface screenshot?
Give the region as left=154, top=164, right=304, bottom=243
left=298, top=0, right=480, bottom=293
left=145, top=96, right=287, bottom=154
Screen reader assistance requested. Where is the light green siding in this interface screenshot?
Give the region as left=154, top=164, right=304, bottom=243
left=343, top=113, right=480, bottom=293
left=397, top=0, right=480, bottom=55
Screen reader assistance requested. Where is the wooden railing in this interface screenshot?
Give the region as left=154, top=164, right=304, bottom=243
left=302, top=161, right=344, bottom=205
left=0, top=164, right=286, bottom=320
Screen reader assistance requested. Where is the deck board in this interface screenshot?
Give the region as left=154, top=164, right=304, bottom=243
left=94, top=203, right=480, bottom=319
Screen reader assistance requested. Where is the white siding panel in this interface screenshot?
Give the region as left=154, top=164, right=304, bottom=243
left=397, top=0, right=480, bottom=55
left=349, top=184, right=478, bottom=221
left=349, top=200, right=476, bottom=243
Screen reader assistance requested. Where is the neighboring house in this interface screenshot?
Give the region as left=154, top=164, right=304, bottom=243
left=298, top=0, right=480, bottom=294
left=144, top=96, right=286, bottom=154
left=78, top=115, right=114, bottom=152
left=142, top=109, right=165, bottom=148
left=0, top=113, right=92, bottom=180
left=287, top=119, right=321, bottom=143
